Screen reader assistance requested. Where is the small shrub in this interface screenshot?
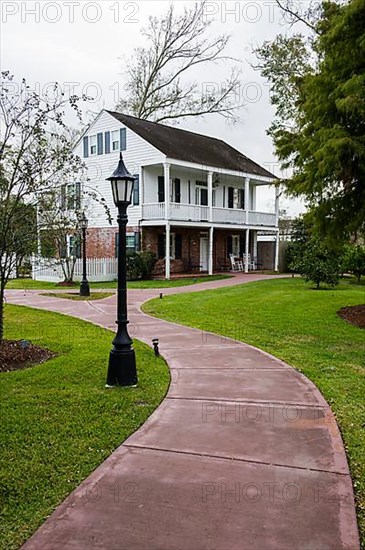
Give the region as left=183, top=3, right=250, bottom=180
left=126, top=251, right=156, bottom=280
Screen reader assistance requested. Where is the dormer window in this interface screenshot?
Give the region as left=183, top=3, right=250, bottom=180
left=90, top=135, right=97, bottom=156
left=112, top=130, right=120, bottom=151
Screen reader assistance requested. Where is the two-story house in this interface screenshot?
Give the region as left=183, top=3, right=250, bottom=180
left=73, top=110, right=279, bottom=279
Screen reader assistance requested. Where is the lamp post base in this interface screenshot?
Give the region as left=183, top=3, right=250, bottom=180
left=79, top=281, right=90, bottom=297
left=106, top=347, right=138, bottom=387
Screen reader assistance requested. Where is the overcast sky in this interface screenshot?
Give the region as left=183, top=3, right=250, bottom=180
left=1, top=0, right=307, bottom=215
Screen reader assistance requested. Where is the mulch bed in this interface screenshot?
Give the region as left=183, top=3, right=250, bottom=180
left=337, top=304, right=365, bottom=329
left=0, top=340, right=56, bottom=373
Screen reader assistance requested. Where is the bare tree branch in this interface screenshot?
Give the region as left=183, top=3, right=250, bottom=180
left=275, top=0, right=320, bottom=33
left=116, top=0, right=243, bottom=124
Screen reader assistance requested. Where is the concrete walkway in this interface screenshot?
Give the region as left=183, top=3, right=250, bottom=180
left=6, top=274, right=360, bottom=549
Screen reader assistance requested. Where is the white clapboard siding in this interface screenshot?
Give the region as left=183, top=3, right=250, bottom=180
left=32, top=256, right=118, bottom=282
left=73, top=110, right=165, bottom=229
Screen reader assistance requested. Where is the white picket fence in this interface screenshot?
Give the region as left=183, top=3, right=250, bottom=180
left=32, top=256, right=118, bottom=282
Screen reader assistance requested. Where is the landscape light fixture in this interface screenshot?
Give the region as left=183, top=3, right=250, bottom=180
left=79, top=211, right=90, bottom=297
left=105, top=153, right=138, bottom=387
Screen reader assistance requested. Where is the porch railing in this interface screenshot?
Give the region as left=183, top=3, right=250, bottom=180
left=142, top=202, right=276, bottom=227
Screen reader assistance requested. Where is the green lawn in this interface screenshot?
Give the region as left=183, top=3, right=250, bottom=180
left=143, top=277, right=365, bottom=543
left=7, top=275, right=231, bottom=291
left=0, top=305, right=170, bottom=550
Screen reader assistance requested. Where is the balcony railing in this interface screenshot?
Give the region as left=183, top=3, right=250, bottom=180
left=142, top=203, right=276, bottom=227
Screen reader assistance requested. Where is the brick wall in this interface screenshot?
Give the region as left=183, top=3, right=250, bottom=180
left=86, top=227, right=139, bottom=258
left=142, top=227, right=202, bottom=275
left=85, top=226, right=269, bottom=273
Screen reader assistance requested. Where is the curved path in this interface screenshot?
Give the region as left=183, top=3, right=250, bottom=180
left=6, top=274, right=360, bottom=549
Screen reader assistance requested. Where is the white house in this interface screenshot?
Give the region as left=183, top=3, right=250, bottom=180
left=72, top=109, right=279, bottom=279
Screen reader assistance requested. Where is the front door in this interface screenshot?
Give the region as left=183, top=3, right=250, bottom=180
left=200, top=236, right=209, bottom=271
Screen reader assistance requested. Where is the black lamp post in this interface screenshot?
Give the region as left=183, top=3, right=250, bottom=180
left=106, top=153, right=138, bottom=387
left=79, top=212, right=90, bottom=297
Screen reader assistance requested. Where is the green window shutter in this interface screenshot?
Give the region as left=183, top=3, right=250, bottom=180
left=228, top=187, right=234, bottom=209
left=158, top=176, right=165, bottom=202
left=134, top=231, right=140, bottom=251
left=76, top=235, right=81, bottom=259
left=240, top=189, right=245, bottom=210
left=115, top=233, right=119, bottom=258
left=75, top=182, right=81, bottom=210
left=133, top=174, right=140, bottom=205
left=157, top=234, right=165, bottom=259
left=120, top=128, right=126, bottom=151
left=175, top=234, right=182, bottom=259
left=97, top=132, right=103, bottom=155
left=105, top=131, right=111, bottom=154
left=83, top=136, right=89, bottom=158
left=174, top=179, right=181, bottom=203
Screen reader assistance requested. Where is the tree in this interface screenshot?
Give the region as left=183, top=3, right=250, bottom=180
left=0, top=186, right=38, bottom=336
left=36, top=184, right=111, bottom=284
left=342, top=244, right=365, bottom=283
left=284, top=216, right=312, bottom=273
left=254, top=0, right=365, bottom=241
left=117, top=1, right=242, bottom=123
left=0, top=71, right=86, bottom=342
left=296, top=239, right=341, bottom=289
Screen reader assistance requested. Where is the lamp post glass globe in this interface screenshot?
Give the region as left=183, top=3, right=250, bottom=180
left=79, top=212, right=90, bottom=297
left=106, top=153, right=138, bottom=388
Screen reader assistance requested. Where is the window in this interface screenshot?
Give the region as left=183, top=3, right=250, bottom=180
left=65, top=183, right=81, bottom=210
left=68, top=235, right=81, bottom=258
left=126, top=234, right=136, bottom=250
left=195, top=182, right=208, bottom=206
left=111, top=130, right=119, bottom=151
left=232, top=235, right=240, bottom=257
left=234, top=188, right=245, bottom=209
left=157, top=233, right=182, bottom=259
left=90, top=135, right=97, bottom=156
left=228, top=187, right=244, bottom=209
left=170, top=178, right=181, bottom=203
left=115, top=233, right=137, bottom=257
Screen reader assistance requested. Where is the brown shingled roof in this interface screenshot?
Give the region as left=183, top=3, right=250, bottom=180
left=106, top=111, right=276, bottom=179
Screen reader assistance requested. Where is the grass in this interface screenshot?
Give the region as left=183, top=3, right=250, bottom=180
left=42, top=292, right=114, bottom=301
left=6, top=275, right=231, bottom=291
left=143, top=277, right=365, bottom=544
left=0, top=305, right=170, bottom=550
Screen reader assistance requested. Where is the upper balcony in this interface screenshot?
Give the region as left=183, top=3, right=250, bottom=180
left=141, top=203, right=277, bottom=228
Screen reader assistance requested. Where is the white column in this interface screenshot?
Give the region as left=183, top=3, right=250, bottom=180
left=275, top=231, right=280, bottom=272
left=208, top=226, right=214, bottom=275
left=208, top=171, right=213, bottom=222
left=245, top=177, right=250, bottom=225
left=275, top=184, right=280, bottom=225
left=245, top=228, right=250, bottom=273
left=251, top=184, right=257, bottom=211
left=252, top=230, right=258, bottom=268
left=164, top=162, right=170, bottom=220
left=165, top=222, right=170, bottom=280
left=140, top=166, right=144, bottom=205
